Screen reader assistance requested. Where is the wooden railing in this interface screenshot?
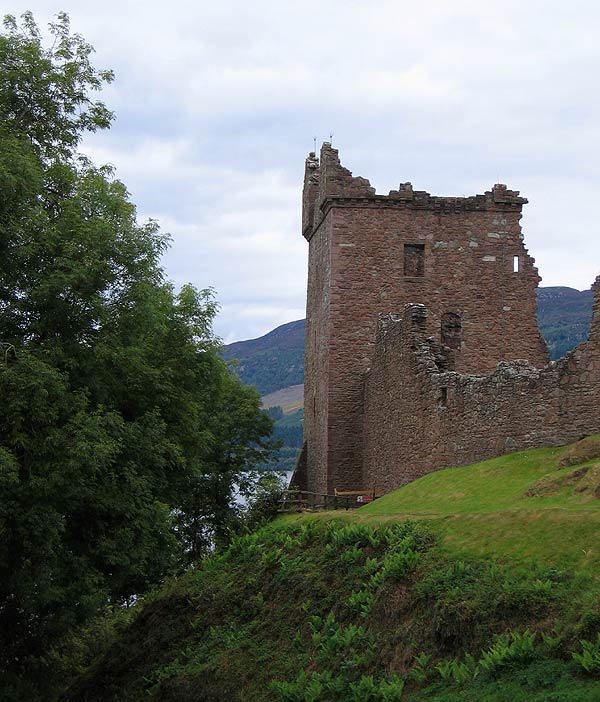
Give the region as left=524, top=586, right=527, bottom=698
left=278, top=489, right=381, bottom=513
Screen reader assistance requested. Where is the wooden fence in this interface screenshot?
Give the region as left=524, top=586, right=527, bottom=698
left=278, top=489, right=381, bottom=513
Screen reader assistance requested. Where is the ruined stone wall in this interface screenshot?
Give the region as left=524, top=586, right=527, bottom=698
left=362, top=278, right=600, bottom=492
left=301, top=143, right=549, bottom=493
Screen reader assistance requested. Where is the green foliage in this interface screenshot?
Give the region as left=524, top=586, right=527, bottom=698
left=572, top=634, right=600, bottom=674
left=410, top=651, right=433, bottom=684
left=241, top=472, right=287, bottom=531
left=415, top=558, right=562, bottom=650
left=272, top=411, right=304, bottom=448
left=432, top=630, right=540, bottom=686
left=378, top=673, right=406, bottom=701
left=259, top=408, right=304, bottom=471
left=0, top=12, right=276, bottom=700
left=55, top=519, right=600, bottom=701
left=435, top=654, right=478, bottom=684
left=540, top=630, right=563, bottom=653
left=478, top=630, right=537, bottom=674
left=0, top=11, right=114, bottom=160
left=381, top=547, right=420, bottom=581
left=347, top=588, right=375, bottom=618
left=266, top=405, right=284, bottom=421
left=339, top=544, right=365, bottom=566
left=342, top=523, right=426, bottom=621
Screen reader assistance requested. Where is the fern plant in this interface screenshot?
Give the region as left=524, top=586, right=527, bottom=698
left=573, top=633, right=600, bottom=674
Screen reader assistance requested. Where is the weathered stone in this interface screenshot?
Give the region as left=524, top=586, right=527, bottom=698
left=363, top=287, right=600, bottom=491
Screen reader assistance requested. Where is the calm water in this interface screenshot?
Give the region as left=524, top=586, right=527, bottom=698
left=235, top=470, right=294, bottom=507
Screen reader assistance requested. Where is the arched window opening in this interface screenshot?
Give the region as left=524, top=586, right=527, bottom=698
left=441, top=312, right=462, bottom=350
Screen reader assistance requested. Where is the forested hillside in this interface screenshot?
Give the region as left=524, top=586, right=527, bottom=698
left=536, top=286, right=594, bottom=359
left=222, top=319, right=305, bottom=395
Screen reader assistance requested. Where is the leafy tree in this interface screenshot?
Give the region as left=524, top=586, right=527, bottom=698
left=0, top=12, right=275, bottom=699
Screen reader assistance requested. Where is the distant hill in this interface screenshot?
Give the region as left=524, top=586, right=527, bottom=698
left=224, top=286, right=594, bottom=397
left=222, top=319, right=305, bottom=395
left=536, top=286, right=594, bottom=360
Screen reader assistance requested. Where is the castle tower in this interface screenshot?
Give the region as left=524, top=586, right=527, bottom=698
left=299, top=144, right=549, bottom=495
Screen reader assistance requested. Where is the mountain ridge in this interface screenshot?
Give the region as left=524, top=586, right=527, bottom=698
left=222, top=319, right=305, bottom=395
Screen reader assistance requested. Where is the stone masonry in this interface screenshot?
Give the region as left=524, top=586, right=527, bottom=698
left=295, top=143, right=598, bottom=495
left=362, top=280, right=600, bottom=490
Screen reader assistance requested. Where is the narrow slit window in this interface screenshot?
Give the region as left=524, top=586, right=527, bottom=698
left=404, top=244, right=425, bottom=277
left=439, top=387, right=448, bottom=408
left=513, top=255, right=520, bottom=273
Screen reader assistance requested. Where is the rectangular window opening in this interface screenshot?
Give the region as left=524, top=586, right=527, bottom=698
left=404, top=244, right=425, bottom=277
left=513, top=255, right=520, bottom=273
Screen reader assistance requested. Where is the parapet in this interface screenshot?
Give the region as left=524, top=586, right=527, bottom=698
left=318, top=143, right=375, bottom=201
left=302, top=144, right=528, bottom=239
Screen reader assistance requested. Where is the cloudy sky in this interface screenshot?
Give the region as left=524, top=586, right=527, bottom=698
left=13, top=0, right=600, bottom=342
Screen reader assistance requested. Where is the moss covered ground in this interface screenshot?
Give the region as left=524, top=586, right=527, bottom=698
left=61, top=437, right=600, bottom=701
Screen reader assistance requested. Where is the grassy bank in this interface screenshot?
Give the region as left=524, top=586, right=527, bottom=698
left=284, top=437, right=600, bottom=572
left=60, top=437, right=600, bottom=701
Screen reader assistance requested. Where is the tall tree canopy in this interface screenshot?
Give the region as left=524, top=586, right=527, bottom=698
left=0, top=13, right=274, bottom=699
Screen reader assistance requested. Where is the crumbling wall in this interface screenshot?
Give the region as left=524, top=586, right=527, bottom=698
left=362, top=277, right=600, bottom=492
left=302, top=144, right=548, bottom=493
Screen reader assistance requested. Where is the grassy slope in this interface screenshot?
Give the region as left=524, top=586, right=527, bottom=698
left=363, top=445, right=600, bottom=573
left=63, top=438, right=600, bottom=701
left=283, top=442, right=600, bottom=572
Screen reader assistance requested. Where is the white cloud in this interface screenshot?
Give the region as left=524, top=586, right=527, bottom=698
left=16, top=0, right=600, bottom=340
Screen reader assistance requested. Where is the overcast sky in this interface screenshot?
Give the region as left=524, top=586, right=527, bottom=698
left=13, top=0, right=600, bottom=342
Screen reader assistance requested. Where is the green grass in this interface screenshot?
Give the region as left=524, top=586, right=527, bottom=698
left=280, top=437, right=600, bottom=574
left=362, top=445, right=600, bottom=516
left=61, top=436, right=600, bottom=701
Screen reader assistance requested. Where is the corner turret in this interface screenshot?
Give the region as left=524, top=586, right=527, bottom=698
left=302, top=143, right=375, bottom=240
left=302, top=151, right=320, bottom=237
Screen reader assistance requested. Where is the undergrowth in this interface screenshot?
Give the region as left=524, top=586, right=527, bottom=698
left=62, top=519, right=600, bottom=701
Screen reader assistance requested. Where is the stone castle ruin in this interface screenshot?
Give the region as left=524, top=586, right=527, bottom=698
left=293, top=143, right=600, bottom=495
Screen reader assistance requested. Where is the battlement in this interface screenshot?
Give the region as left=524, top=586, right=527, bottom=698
left=303, top=144, right=527, bottom=241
